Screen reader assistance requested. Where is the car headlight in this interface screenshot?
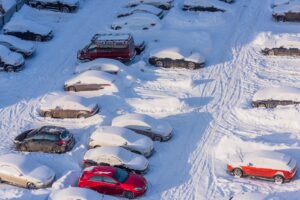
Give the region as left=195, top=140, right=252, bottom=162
left=134, top=187, right=143, bottom=191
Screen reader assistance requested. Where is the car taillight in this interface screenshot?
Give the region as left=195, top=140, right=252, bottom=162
left=58, top=140, right=67, bottom=145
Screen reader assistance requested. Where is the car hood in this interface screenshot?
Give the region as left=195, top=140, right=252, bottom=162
left=124, top=173, right=147, bottom=188
left=27, top=165, right=55, bottom=183
left=130, top=137, right=154, bottom=153
left=126, top=155, right=149, bottom=171
left=153, top=121, right=173, bottom=136
left=2, top=51, right=24, bottom=66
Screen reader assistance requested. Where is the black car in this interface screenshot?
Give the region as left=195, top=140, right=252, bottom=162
left=252, top=100, right=300, bottom=108
left=14, top=126, right=75, bottom=153
left=28, top=0, right=80, bottom=13
left=261, top=47, right=300, bottom=57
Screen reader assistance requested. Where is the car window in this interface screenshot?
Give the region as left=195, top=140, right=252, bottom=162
left=31, top=134, right=45, bottom=140
left=102, top=176, right=117, bottom=184
left=44, top=134, right=59, bottom=141
left=89, top=176, right=103, bottom=182
left=88, top=44, right=97, bottom=51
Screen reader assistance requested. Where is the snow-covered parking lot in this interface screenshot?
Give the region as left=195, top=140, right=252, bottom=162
left=0, top=0, right=300, bottom=199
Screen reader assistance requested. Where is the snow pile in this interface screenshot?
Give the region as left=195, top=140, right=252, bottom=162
left=253, top=32, right=300, bottom=48
left=0, top=45, right=24, bottom=66
left=273, top=1, right=300, bottom=14
left=252, top=86, right=300, bottom=101
left=52, top=170, right=81, bottom=189
left=74, top=58, right=122, bottom=74
left=0, top=0, right=16, bottom=13
left=65, top=70, right=116, bottom=86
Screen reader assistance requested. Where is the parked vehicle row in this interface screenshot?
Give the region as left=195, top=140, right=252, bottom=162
left=27, top=0, right=80, bottom=13
left=272, top=1, right=300, bottom=22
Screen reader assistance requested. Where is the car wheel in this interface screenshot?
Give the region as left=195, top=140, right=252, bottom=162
left=68, top=86, right=76, bottom=92
left=233, top=168, right=243, bottom=178
left=35, top=35, right=42, bottom=42
left=27, top=182, right=36, bottom=189
left=44, top=111, right=52, bottom=118
left=155, top=60, right=164, bottom=68
left=274, top=175, right=284, bottom=184
left=5, top=66, right=14, bottom=72
left=61, top=6, right=70, bottom=13
left=269, top=50, right=275, bottom=56
left=187, top=62, right=196, bottom=69
left=124, top=191, right=134, bottom=199
left=77, top=114, right=86, bottom=119
left=36, top=4, right=43, bottom=10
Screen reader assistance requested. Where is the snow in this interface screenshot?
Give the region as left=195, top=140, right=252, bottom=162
left=150, top=47, right=206, bottom=63
left=39, top=93, right=98, bottom=111
left=3, top=13, right=52, bottom=36
left=92, top=33, right=131, bottom=42
left=183, top=0, right=230, bottom=10
left=83, top=146, right=149, bottom=171
left=65, top=70, right=116, bottom=86
left=111, top=113, right=173, bottom=137
left=252, top=87, right=300, bottom=102
left=273, top=1, right=300, bottom=14
left=1, top=0, right=300, bottom=199
left=0, top=35, right=36, bottom=54
left=0, top=0, right=16, bottom=12
left=74, top=58, right=122, bottom=74
left=119, top=4, right=163, bottom=16
left=49, top=187, right=118, bottom=200
left=253, top=32, right=300, bottom=49
left=0, top=45, right=24, bottom=66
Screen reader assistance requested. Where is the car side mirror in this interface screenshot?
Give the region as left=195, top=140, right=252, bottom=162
left=248, top=163, right=253, bottom=166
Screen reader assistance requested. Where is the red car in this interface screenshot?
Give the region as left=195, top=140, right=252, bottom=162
left=78, top=166, right=147, bottom=199
left=77, top=33, right=145, bottom=63
left=227, top=151, right=297, bottom=184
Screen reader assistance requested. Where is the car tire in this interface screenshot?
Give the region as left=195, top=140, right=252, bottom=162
left=187, top=62, right=196, bottom=69
left=233, top=168, right=243, bottom=178
left=27, top=182, right=37, bottom=189
left=44, top=111, right=52, bottom=118
left=124, top=191, right=134, bottom=199
left=61, top=6, right=70, bottom=13
left=274, top=175, right=284, bottom=184
left=5, top=66, right=14, bottom=72
left=36, top=4, right=43, bottom=10
left=77, top=114, right=86, bottom=119
left=155, top=60, right=164, bottom=68
left=68, top=86, right=76, bottom=92
left=35, top=35, right=42, bottom=42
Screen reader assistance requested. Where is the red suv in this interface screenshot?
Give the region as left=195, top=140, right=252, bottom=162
left=77, top=33, right=145, bottom=63
left=78, top=166, right=147, bottom=199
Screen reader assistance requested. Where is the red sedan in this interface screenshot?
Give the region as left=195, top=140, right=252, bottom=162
left=78, top=166, right=147, bottom=199
left=227, top=151, right=297, bottom=184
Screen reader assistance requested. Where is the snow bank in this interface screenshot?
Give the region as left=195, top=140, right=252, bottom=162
left=52, top=170, right=81, bottom=189
left=74, top=58, right=122, bottom=74
left=253, top=32, right=300, bottom=49
left=253, top=86, right=300, bottom=101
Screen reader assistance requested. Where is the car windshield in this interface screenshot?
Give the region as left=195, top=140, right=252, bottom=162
left=113, top=168, right=129, bottom=183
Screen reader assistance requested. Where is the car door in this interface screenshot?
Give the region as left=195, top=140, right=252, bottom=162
left=87, top=176, right=106, bottom=193
left=87, top=44, right=98, bottom=60
left=27, top=134, right=45, bottom=151
left=101, top=176, right=119, bottom=195
left=42, top=134, right=59, bottom=152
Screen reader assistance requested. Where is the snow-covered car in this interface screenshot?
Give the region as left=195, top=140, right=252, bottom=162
left=0, top=45, right=25, bottom=72
left=272, top=1, right=300, bottom=22
left=28, top=0, right=80, bottom=13
left=83, top=146, right=149, bottom=174
left=111, top=13, right=160, bottom=30
left=3, top=14, right=53, bottom=41
left=0, top=153, right=55, bottom=189
left=14, top=126, right=75, bottom=153
left=74, top=58, right=121, bottom=74
left=251, top=86, right=300, bottom=108
left=182, top=0, right=227, bottom=12
left=39, top=93, right=100, bottom=118
left=0, top=35, right=35, bottom=57
left=48, top=187, right=117, bottom=200
left=227, top=151, right=297, bottom=184
left=111, top=113, right=173, bottom=142
left=261, top=47, right=300, bottom=56
left=126, top=0, right=174, bottom=10
left=64, top=70, right=116, bottom=92
left=89, top=126, right=154, bottom=157
left=149, top=47, right=205, bottom=69
left=117, top=4, right=165, bottom=19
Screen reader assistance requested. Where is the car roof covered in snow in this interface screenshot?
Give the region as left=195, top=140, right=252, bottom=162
left=128, top=0, right=173, bottom=5
left=48, top=187, right=117, bottom=200
left=244, top=151, right=291, bottom=165
left=90, top=126, right=144, bottom=143
left=113, top=12, right=160, bottom=23
left=65, top=70, right=116, bottom=85
left=122, top=4, right=163, bottom=15
left=74, top=58, right=122, bottom=74
left=0, top=154, right=40, bottom=174
left=252, top=86, right=300, bottom=102
left=112, top=113, right=161, bottom=128
left=40, top=93, right=97, bottom=111
left=150, top=47, right=205, bottom=63
left=0, top=44, right=24, bottom=65
left=84, top=146, right=134, bottom=162
left=3, top=14, right=52, bottom=35
left=183, top=0, right=230, bottom=9
left=92, top=33, right=132, bottom=42
left=0, top=34, right=35, bottom=51
left=273, top=1, right=300, bottom=14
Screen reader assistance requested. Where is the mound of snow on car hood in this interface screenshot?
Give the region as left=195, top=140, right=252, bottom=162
left=183, top=0, right=231, bottom=10
left=272, top=1, right=300, bottom=14
left=252, top=86, right=300, bottom=101
left=253, top=32, right=300, bottom=48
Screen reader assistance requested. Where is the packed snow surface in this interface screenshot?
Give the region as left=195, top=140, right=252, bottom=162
left=252, top=87, right=300, bottom=101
